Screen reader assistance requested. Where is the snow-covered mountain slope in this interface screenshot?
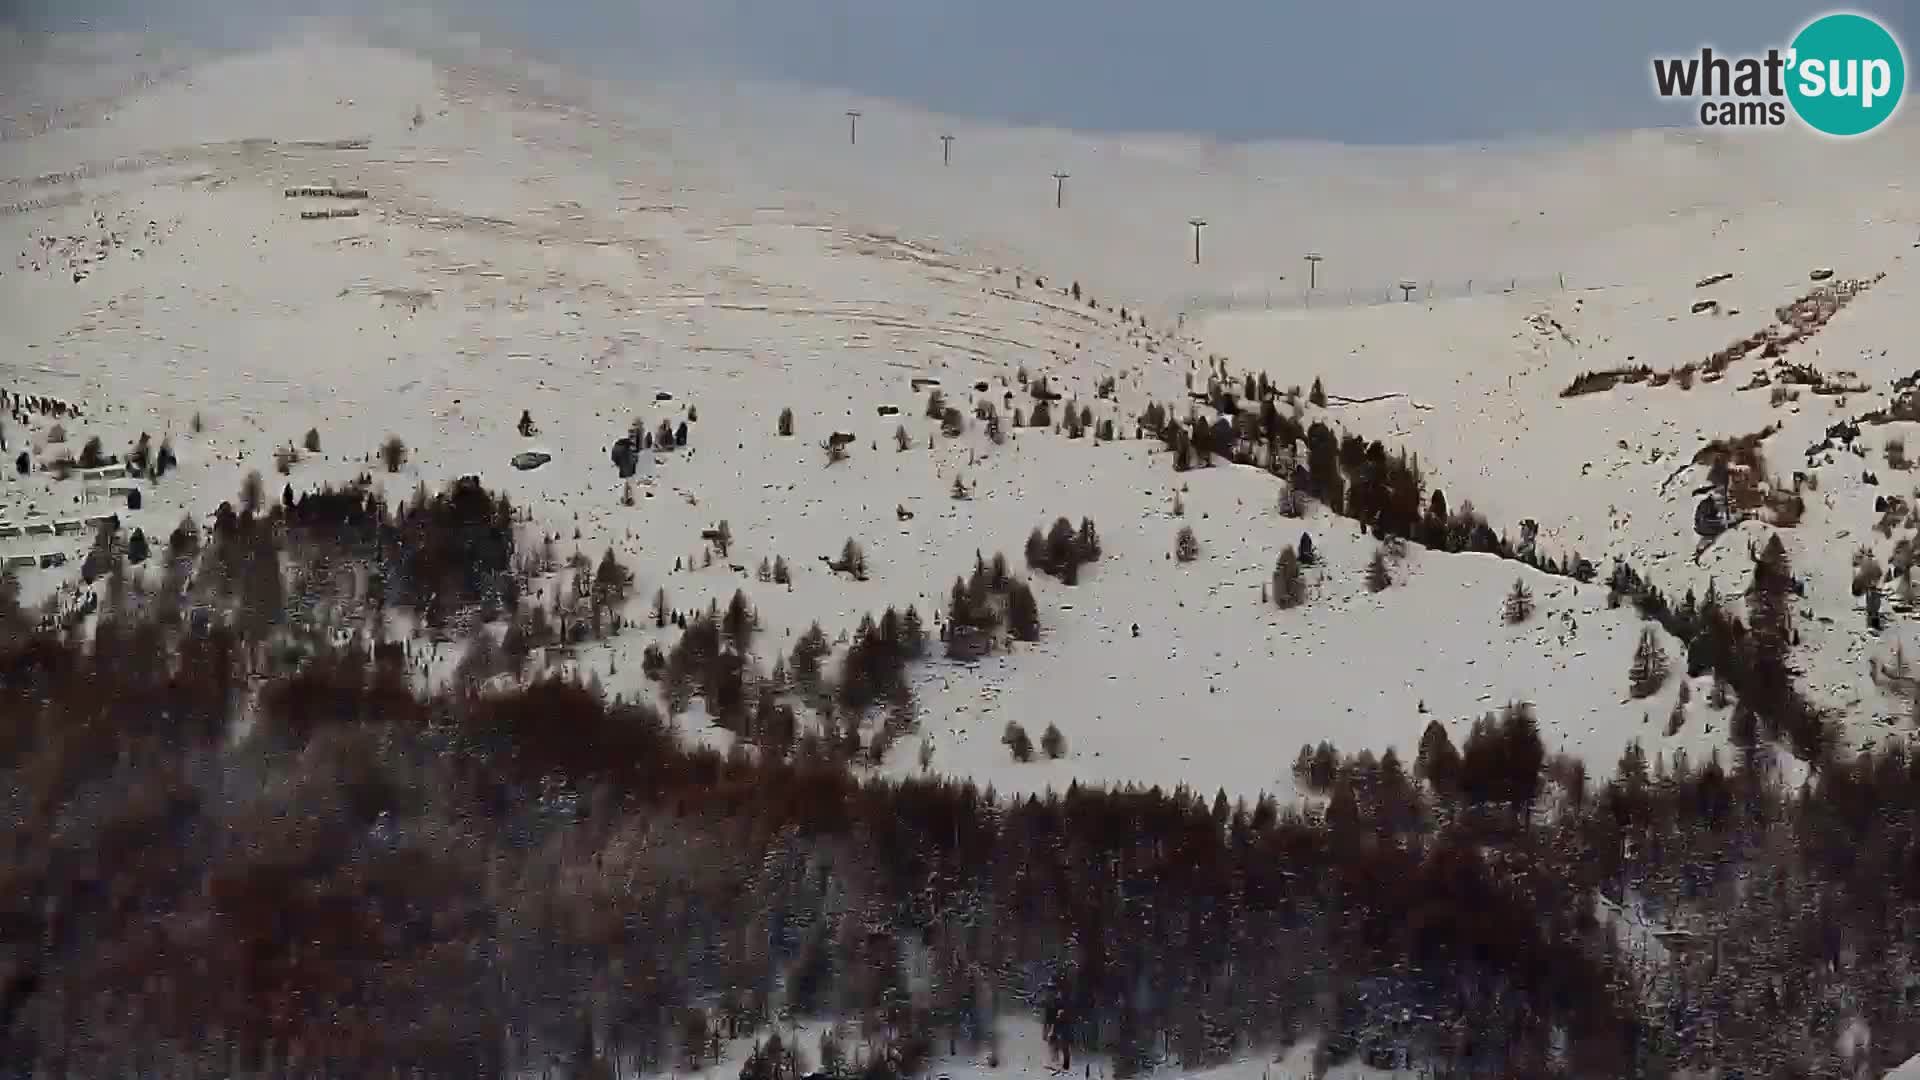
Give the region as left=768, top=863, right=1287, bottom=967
left=1, top=27, right=1897, bottom=804
left=1198, top=177, right=1920, bottom=756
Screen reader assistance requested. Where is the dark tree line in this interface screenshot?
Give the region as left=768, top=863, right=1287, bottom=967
left=7, top=474, right=1910, bottom=1078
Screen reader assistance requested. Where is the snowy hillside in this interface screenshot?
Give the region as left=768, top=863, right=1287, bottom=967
left=2, top=23, right=1909, bottom=809
left=634, top=1015, right=1408, bottom=1080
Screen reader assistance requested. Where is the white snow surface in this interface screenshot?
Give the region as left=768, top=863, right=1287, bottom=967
left=628, top=1015, right=1405, bottom=1080
left=4, top=23, right=1917, bottom=805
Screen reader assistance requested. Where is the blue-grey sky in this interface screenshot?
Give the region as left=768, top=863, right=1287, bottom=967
left=10, top=0, right=1916, bottom=143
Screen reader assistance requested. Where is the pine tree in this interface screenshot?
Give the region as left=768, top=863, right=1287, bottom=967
left=1007, top=581, right=1040, bottom=641
left=1503, top=578, right=1535, bottom=624
left=1415, top=719, right=1459, bottom=792
left=1044, top=517, right=1079, bottom=582
left=1003, top=720, right=1035, bottom=762
left=778, top=407, right=795, bottom=436
left=838, top=538, right=867, bottom=580
left=239, top=470, right=265, bottom=515
left=1707, top=674, right=1731, bottom=709
left=1309, top=377, right=1327, bottom=407
left=1627, top=625, right=1670, bottom=699
left=1365, top=549, right=1392, bottom=592
left=1076, top=517, right=1101, bottom=563
left=1615, top=738, right=1651, bottom=788
left=1273, top=546, right=1305, bottom=609
left=723, top=589, right=754, bottom=652
left=1499, top=702, right=1545, bottom=809
left=791, top=622, right=830, bottom=690
left=1175, top=525, right=1199, bottom=563
left=1041, top=722, right=1066, bottom=759
left=592, top=548, right=633, bottom=613
left=902, top=605, right=927, bottom=656
left=1278, top=484, right=1305, bottom=518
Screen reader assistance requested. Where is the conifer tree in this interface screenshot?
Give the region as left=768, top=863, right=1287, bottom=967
left=592, top=548, right=633, bottom=612
left=1175, top=525, right=1199, bottom=563
left=1365, top=549, right=1392, bottom=592
left=1499, top=702, right=1546, bottom=809
left=1076, top=518, right=1101, bottom=563
left=1273, top=546, right=1305, bottom=609
left=1665, top=697, right=1687, bottom=736
left=1503, top=578, right=1535, bottom=624
left=1416, top=719, right=1460, bottom=792
left=1007, top=581, right=1040, bottom=641
left=1041, top=722, right=1066, bottom=760
left=1628, top=625, right=1670, bottom=699
left=723, top=589, right=755, bottom=652
left=902, top=605, right=927, bottom=656
left=838, top=538, right=867, bottom=580
left=791, top=622, right=830, bottom=691
left=1003, top=720, right=1034, bottom=762
left=239, top=470, right=265, bottom=515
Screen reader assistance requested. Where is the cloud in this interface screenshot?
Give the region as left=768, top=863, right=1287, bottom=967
left=9, top=0, right=1912, bottom=142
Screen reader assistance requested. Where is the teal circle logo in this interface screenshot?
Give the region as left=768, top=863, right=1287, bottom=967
left=1787, top=12, right=1906, bottom=136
